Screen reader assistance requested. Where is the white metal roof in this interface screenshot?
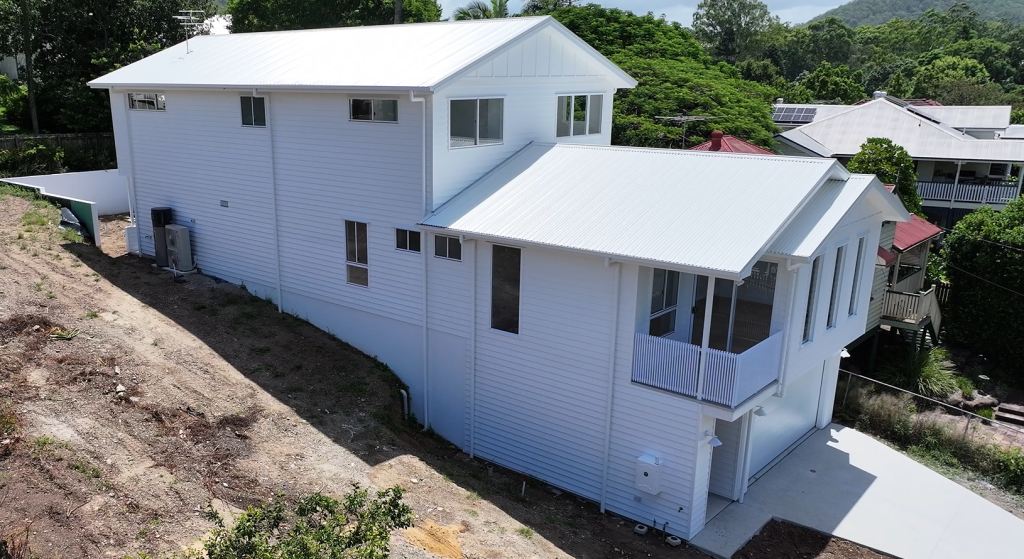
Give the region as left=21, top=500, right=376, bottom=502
left=767, top=175, right=907, bottom=259
left=778, top=99, right=1024, bottom=162
left=1002, top=125, right=1024, bottom=139
left=420, top=143, right=852, bottom=278
left=89, top=17, right=635, bottom=91
left=909, top=105, right=1011, bottom=130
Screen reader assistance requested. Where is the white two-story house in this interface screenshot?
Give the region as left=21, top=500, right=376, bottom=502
left=89, top=17, right=908, bottom=540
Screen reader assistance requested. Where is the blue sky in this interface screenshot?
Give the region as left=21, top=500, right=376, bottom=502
left=441, top=0, right=843, bottom=27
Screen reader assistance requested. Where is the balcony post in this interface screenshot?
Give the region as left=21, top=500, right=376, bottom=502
left=1016, top=166, right=1023, bottom=200
left=949, top=160, right=962, bottom=211
left=695, top=276, right=716, bottom=401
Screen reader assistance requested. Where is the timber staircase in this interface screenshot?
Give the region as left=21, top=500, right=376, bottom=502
left=995, top=403, right=1024, bottom=427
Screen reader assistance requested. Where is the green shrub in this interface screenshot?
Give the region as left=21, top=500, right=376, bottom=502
left=994, top=447, right=1024, bottom=492
left=857, top=392, right=915, bottom=443
left=0, top=141, right=64, bottom=177
left=875, top=346, right=957, bottom=398
left=977, top=408, right=995, bottom=420
left=955, top=376, right=976, bottom=399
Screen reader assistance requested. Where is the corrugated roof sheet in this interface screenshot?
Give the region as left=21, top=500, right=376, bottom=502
left=910, top=105, right=1011, bottom=129
left=1002, top=125, right=1024, bottom=139
left=778, top=99, right=1024, bottom=162
left=894, top=215, right=942, bottom=252
left=421, top=143, right=847, bottom=277
left=766, top=175, right=887, bottom=259
left=877, top=246, right=896, bottom=266
left=89, top=17, right=633, bottom=91
left=689, top=134, right=776, bottom=155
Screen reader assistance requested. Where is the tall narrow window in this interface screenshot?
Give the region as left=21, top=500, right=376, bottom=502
left=556, top=94, right=603, bottom=137
left=803, top=256, right=822, bottom=343
left=240, top=96, right=266, bottom=127
left=491, top=245, right=521, bottom=334
left=649, top=269, right=679, bottom=337
left=848, top=237, right=866, bottom=316
left=827, top=245, right=846, bottom=329
left=434, top=235, right=462, bottom=261
left=345, top=220, right=368, bottom=287
left=450, top=98, right=503, bottom=148
left=395, top=228, right=420, bottom=253
left=128, top=93, right=165, bottom=111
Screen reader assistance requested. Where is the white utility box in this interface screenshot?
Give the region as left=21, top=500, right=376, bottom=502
left=165, top=224, right=195, bottom=272
left=125, top=225, right=140, bottom=254
left=635, top=454, right=662, bottom=495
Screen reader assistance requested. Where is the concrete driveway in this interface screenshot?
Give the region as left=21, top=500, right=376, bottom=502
left=690, top=424, right=1024, bottom=559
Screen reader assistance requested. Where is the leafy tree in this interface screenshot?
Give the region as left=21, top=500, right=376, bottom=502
left=912, top=55, right=991, bottom=98
left=547, top=5, right=778, bottom=149
left=452, top=0, right=509, bottom=19
left=881, top=70, right=915, bottom=98
left=941, top=197, right=1024, bottom=373
left=198, top=486, right=413, bottom=559
left=799, top=62, right=865, bottom=103
left=1013, top=108, right=1024, bottom=124
left=521, top=0, right=573, bottom=15
left=691, top=0, right=777, bottom=63
left=846, top=138, right=922, bottom=215
left=228, top=0, right=441, bottom=32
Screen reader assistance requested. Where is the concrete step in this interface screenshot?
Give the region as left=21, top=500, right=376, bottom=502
left=995, top=408, right=1024, bottom=427
left=999, top=402, right=1024, bottom=415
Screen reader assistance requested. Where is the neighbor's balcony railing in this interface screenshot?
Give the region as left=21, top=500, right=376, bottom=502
left=916, top=180, right=1020, bottom=204
left=631, top=331, right=783, bottom=408
left=882, top=286, right=942, bottom=332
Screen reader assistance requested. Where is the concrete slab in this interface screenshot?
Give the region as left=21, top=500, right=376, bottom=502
left=690, top=424, right=1024, bottom=559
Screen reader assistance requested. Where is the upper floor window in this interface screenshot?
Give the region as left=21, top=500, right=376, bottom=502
left=128, top=93, right=165, bottom=111
left=848, top=237, right=867, bottom=316
left=649, top=268, right=679, bottom=337
left=434, top=235, right=462, bottom=261
left=345, top=220, right=368, bottom=287
left=802, top=255, right=822, bottom=343
left=351, top=99, right=398, bottom=122
left=396, top=228, right=420, bottom=253
left=556, top=94, right=603, bottom=137
left=240, top=96, right=266, bottom=127
left=450, top=98, right=503, bottom=148
left=827, top=245, right=846, bottom=329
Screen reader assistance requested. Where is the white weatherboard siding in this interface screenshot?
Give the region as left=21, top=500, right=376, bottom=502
left=128, top=90, right=278, bottom=291
left=867, top=221, right=897, bottom=331
left=709, top=418, right=743, bottom=498
left=432, top=26, right=620, bottom=207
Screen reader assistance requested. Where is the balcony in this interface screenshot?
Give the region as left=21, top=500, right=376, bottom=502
left=631, top=331, right=783, bottom=408
left=917, top=180, right=1020, bottom=204
left=882, top=286, right=942, bottom=332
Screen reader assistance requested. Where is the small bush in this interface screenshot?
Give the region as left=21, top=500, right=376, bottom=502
left=955, top=376, right=976, bottom=399
left=0, top=141, right=64, bottom=177
left=858, top=392, right=915, bottom=443
left=994, top=447, right=1024, bottom=492
left=876, top=345, right=957, bottom=398
left=977, top=408, right=995, bottom=420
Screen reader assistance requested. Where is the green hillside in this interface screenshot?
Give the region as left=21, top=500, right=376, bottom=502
left=809, top=0, right=1024, bottom=26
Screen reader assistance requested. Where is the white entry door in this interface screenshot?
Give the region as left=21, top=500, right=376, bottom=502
left=748, top=363, right=824, bottom=475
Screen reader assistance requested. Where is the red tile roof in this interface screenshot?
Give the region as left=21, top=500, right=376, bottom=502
left=690, top=131, right=775, bottom=155
left=894, top=215, right=942, bottom=252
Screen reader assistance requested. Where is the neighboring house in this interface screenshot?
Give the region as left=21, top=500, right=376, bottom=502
left=689, top=130, right=775, bottom=155
left=88, top=17, right=909, bottom=540
left=773, top=93, right=1024, bottom=227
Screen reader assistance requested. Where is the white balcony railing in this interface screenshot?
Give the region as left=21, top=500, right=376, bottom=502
left=882, top=286, right=942, bottom=332
left=917, top=180, right=1019, bottom=204
left=631, top=331, right=783, bottom=408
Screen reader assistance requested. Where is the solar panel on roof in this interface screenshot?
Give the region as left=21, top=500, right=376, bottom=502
left=771, top=107, right=817, bottom=124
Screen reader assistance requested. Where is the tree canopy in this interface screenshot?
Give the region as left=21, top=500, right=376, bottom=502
left=691, top=0, right=777, bottom=64
left=845, top=138, right=922, bottom=214
left=810, top=0, right=1024, bottom=28
left=227, top=0, right=440, bottom=31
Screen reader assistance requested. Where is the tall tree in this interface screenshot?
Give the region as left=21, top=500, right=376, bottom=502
left=452, top=0, right=509, bottom=19
left=228, top=0, right=440, bottom=32
left=799, top=62, right=865, bottom=103
left=691, top=0, right=777, bottom=63
left=846, top=138, right=922, bottom=215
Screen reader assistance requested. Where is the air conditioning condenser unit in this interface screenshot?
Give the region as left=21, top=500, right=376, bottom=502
left=165, top=224, right=195, bottom=272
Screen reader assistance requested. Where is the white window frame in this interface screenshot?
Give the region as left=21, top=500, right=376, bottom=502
left=345, top=220, right=369, bottom=288
left=434, top=234, right=462, bottom=261
left=128, top=92, right=166, bottom=111
left=395, top=227, right=421, bottom=253
left=848, top=236, right=867, bottom=316
left=649, top=269, right=679, bottom=337
left=827, top=245, right=846, bottom=329
left=240, top=95, right=267, bottom=127
left=802, top=255, right=823, bottom=344
left=448, top=97, right=504, bottom=149
left=349, top=98, right=399, bottom=123
left=555, top=93, right=604, bottom=137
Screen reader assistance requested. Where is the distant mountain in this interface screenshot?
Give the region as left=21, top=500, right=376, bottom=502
left=808, top=0, right=1024, bottom=27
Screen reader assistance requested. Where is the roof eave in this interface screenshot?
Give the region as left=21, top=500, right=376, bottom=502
left=88, top=82, right=435, bottom=92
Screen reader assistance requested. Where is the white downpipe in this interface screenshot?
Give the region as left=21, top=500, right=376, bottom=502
left=410, top=91, right=429, bottom=430
left=399, top=389, right=409, bottom=420
left=261, top=89, right=284, bottom=313
left=598, top=259, right=621, bottom=513
left=738, top=410, right=755, bottom=502
left=696, top=276, right=716, bottom=400
left=469, top=239, right=478, bottom=458
left=120, top=90, right=142, bottom=254
left=776, top=259, right=803, bottom=397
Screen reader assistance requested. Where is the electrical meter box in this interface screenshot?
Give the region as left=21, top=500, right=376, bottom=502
left=635, top=454, right=662, bottom=495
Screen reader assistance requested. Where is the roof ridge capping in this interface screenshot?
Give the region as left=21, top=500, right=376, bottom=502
left=200, top=15, right=552, bottom=38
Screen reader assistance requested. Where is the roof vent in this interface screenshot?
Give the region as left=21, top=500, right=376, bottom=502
left=710, top=130, right=724, bottom=151
left=873, top=91, right=887, bottom=99
left=775, top=97, right=784, bottom=104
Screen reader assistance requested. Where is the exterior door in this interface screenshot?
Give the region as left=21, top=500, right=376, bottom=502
left=748, top=364, right=824, bottom=476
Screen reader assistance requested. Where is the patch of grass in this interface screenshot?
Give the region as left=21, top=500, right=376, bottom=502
left=337, top=380, right=368, bottom=396
left=20, top=209, right=49, bottom=227
left=978, top=408, right=995, bottom=420
left=31, top=435, right=56, bottom=451
left=465, top=491, right=481, bottom=501
left=49, top=327, right=79, bottom=340
left=516, top=527, right=534, bottom=538
left=85, top=311, right=99, bottom=319
left=465, top=508, right=479, bottom=517
left=45, top=291, right=55, bottom=299
left=70, top=460, right=101, bottom=478
left=955, top=376, right=976, bottom=400
left=60, top=228, right=83, bottom=243
left=876, top=345, right=957, bottom=398
left=250, top=345, right=271, bottom=356
left=32, top=282, right=42, bottom=292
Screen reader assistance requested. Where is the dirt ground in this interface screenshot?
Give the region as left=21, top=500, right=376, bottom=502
left=0, top=194, right=894, bottom=559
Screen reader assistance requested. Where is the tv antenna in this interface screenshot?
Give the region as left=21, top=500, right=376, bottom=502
left=173, top=10, right=205, bottom=54
left=655, top=113, right=723, bottom=145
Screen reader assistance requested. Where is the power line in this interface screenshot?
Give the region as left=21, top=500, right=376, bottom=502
left=937, top=226, right=1024, bottom=255
left=944, top=263, right=1024, bottom=298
